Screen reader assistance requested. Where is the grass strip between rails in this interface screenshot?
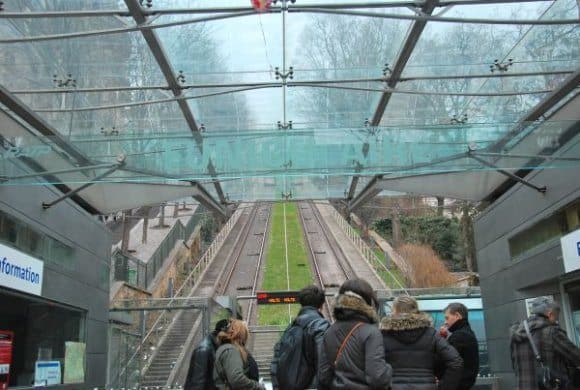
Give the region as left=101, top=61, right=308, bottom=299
left=258, top=202, right=313, bottom=326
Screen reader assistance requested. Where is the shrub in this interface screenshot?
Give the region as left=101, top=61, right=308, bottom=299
left=397, top=243, right=456, bottom=288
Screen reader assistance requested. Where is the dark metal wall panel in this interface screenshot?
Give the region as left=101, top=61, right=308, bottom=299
left=474, top=137, right=580, bottom=387
left=0, top=183, right=111, bottom=388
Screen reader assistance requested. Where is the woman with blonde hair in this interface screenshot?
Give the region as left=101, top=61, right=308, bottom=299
left=213, top=319, right=265, bottom=390
left=380, top=296, right=463, bottom=390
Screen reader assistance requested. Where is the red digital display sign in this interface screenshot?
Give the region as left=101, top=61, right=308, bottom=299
left=0, top=331, right=14, bottom=390
left=256, top=291, right=300, bottom=305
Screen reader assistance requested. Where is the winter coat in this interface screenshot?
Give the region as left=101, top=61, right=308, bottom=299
left=214, top=343, right=262, bottom=390
left=447, top=319, right=479, bottom=390
left=184, top=334, right=219, bottom=390
left=319, top=292, right=393, bottom=390
left=510, top=314, right=580, bottom=390
left=271, top=306, right=330, bottom=390
left=381, top=312, right=463, bottom=390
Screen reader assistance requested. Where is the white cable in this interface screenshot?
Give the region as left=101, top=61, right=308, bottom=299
left=283, top=202, right=291, bottom=322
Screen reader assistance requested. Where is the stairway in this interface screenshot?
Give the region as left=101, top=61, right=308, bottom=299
left=249, top=326, right=284, bottom=381
left=140, top=310, right=199, bottom=387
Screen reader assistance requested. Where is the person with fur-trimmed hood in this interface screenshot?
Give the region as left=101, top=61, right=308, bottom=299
left=318, top=278, right=393, bottom=390
left=381, top=296, right=463, bottom=390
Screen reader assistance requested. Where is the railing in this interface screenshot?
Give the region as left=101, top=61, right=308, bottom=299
left=376, top=286, right=481, bottom=299
left=111, top=206, right=205, bottom=290
left=145, top=206, right=205, bottom=288
left=328, top=207, right=408, bottom=292
left=114, top=207, right=243, bottom=386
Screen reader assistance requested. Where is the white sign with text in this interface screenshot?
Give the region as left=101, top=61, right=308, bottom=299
left=562, top=229, right=580, bottom=274
left=0, top=243, right=43, bottom=296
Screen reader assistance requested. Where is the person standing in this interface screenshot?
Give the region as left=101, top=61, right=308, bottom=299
left=318, top=278, right=392, bottom=390
left=442, top=303, right=480, bottom=389
left=184, top=318, right=230, bottom=390
left=382, top=296, right=463, bottom=390
left=271, top=285, right=330, bottom=390
left=511, top=297, right=580, bottom=390
left=213, top=319, right=265, bottom=390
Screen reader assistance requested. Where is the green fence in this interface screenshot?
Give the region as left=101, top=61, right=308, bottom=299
left=112, top=206, right=205, bottom=290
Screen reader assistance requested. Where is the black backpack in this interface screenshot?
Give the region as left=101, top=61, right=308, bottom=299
left=271, top=316, right=315, bottom=390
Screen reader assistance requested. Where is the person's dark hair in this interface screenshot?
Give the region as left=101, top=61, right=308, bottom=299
left=445, top=302, right=469, bottom=321
left=299, top=285, right=325, bottom=308
left=213, top=319, right=230, bottom=335
left=339, top=278, right=378, bottom=309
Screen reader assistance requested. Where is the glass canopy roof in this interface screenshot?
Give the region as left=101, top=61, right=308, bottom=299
left=0, top=0, right=578, bottom=214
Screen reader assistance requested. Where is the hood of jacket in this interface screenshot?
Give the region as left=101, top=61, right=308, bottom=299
left=333, top=292, right=379, bottom=324
left=510, top=314, right=552, bottom=343
left=380, top=312, right=433, bottom=344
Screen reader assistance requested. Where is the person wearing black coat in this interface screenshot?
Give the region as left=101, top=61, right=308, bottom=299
left=381, top=296, right=463, bottom=390
left=184, top=319, right=230, bottom=390
left=443, top=303, right=479, bottom=390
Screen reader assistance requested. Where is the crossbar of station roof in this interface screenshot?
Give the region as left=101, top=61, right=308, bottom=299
left=0, top=0, right=554, bottom=18
left=2, top=8, right=576, bottom=45
left=9, top=70, right=575, bottom=95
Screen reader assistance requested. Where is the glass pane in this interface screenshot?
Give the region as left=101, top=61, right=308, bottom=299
left=156, top=12, right=283, bottom=130
left=288, top=86, right=381, bottom=129
left=287, top=10, right=411, bottom=81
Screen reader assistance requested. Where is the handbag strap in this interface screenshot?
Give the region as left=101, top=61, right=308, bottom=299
left=334, top=322, right=364, bottom=366
left=523, top=319, right=544, bottom=364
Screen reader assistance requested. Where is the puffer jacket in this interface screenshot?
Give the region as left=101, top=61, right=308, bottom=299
left=184, top=334, right=219, bottom=390
left=381, top=313, right=463, bottom=390
left=510, top=314, right=580, bottom=390
left=214, top=343, right=262, bottom=390
left=319, top=292, right=393, bottom=390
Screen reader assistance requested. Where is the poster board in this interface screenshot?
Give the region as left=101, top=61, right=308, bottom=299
left=34, top=361, right=61, bottom=386
left=63, top=342, right=85, bottom=384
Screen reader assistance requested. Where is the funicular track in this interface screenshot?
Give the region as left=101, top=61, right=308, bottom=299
left=298, top=201, right=356, bottom=320
left=218, top=202, right=271, bottom=321
left=137, top=203, right=272, bottom=388
left=299, top=201, right=387, bottom=312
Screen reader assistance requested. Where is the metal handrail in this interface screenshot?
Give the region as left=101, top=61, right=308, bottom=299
left=115, top=207, right=243, bottom=383
left=329, top=207, right=408, bottom=292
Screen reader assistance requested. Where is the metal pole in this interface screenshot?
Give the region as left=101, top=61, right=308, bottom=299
left=468, top=153, right=547, bottom=193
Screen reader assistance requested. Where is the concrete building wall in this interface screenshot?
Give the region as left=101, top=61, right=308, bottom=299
left=0, top=184, right=111, bottom=388
left=474, top=138, right=580, bottom=388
